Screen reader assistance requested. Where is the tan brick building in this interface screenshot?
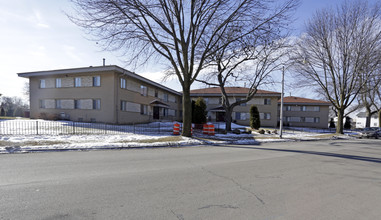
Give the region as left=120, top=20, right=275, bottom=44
left=190, top=87, right=281, bottom=127
left=18, top=66, right=182, bottom=124
left=279, top=96, right=331, bottom=128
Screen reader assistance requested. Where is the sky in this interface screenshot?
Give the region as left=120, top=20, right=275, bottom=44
left=0, top=0, right=378, bottom=100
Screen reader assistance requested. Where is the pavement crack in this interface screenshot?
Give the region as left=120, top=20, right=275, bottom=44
left=198, top=204, right=239, bottom=210
left=170, top=209, right=184, bottom=220
left=200, top=166, right=265, bottom=205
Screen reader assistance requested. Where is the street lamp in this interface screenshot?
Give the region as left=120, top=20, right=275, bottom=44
left=279, top=66, right=285, bottom=139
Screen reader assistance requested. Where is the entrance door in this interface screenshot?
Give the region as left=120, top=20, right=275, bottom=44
left=153, top=106, right=160, bottom=119
left=216, top=112, right=225, bottom=122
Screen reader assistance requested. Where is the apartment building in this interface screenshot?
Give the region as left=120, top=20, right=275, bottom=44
left=279, top=96, right=331, bottom=128
left=18, top=65, right=182, bottom=124
left=190, top=87, right=281, bottom=127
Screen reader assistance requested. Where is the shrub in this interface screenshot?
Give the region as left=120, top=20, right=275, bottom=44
left=250, top=105, right=260, bottom=129
left=329, top=118, right=335, bottom=128
left=0, top=107, right=5, bottom=116
left=258, top=129, right=265, bottom=134
left=192, top=97, right=207, bottom=124
left=344, top=116, right=351, bottom=129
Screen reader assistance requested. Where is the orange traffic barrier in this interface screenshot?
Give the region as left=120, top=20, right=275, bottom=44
left=173, top=123, right=180, bottom=135
left=208, top=124, right=215, bottom=136
left=202, top=124, right=209, bottom=134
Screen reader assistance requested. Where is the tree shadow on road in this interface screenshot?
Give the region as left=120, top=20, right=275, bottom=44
left=215, top=145, right=381, bottom=164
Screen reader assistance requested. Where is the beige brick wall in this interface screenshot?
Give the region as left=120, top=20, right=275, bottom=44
left=45, top=79, right=55, bottom=88
left=61, top=99, right=74, bottom=109
left=81, top=76, right=92, bottom=87
left=127, top=80, right=140, bottom=93
left=126, top=102, right=140, bottom=112
left=45, top=99, right=55, bottom=109
left=81, top=99, right=93, bottom=109
left=61, top=78, right=74, bottom=87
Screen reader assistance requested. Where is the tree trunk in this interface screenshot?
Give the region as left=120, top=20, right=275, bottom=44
left=378, top=110, right=381, bottom=128
left=365, top=106, right=372, bottom=128
left=224, top=107, right=233, bottom=132
left=182, top=84, right=192, bottom=137
left=336, top=109, right=344, bottom=134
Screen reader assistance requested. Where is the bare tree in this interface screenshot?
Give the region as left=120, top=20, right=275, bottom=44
left=69, top=0, right=298, bottom=136
left=291, top=0, right=381, bottom=134
left=196, top=35, right=292, bottom=131
left=358, top=72, right=381, bottom=127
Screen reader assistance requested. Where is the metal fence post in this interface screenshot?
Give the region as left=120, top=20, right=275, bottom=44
left=73, top=121, right=75, bottom=135
left=133, top=123, right=135, bottom=134
left=158, top=123, right=160, bottom=134
left=36, top=121, right=39, bottom=135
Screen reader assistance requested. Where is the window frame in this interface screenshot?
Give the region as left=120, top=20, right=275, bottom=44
left=92, top=99, right=101, bottom=110
left=120, top=78, right=126, bottom=89
left=56, top=78, right=62, bottom=88
left=74, top=77, right=81, bottom=87
left=92, top=76, right=100, bottom=87
left=40, top=79, right=46, bottom=88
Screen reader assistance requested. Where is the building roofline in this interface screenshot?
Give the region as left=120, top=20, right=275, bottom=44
left=17, top=65, right=181, bottom=96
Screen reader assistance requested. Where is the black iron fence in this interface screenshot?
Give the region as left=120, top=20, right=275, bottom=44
left=0, top=120, right=173, bottom=135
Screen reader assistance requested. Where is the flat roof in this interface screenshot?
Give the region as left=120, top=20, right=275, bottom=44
left=190, top=87, right=281, bottom=97
left=17, top=65, right=181, bottom=96
left=279, top=96, right=331, bottom=105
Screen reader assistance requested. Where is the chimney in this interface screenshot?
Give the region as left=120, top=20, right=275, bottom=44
left=103, top=58, right=105, bottom=66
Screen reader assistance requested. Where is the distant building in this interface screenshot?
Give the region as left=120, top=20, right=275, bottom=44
left=190, top=87, right=281, bottom=127
left=354, top=112, right=379, bottom=128
left=279, top=96, right=331, bottom=128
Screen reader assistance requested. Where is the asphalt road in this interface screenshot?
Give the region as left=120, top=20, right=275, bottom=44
left=1, top=139, right=380, bottom=220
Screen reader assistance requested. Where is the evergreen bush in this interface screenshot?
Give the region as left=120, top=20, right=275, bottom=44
left=250, top=105, right=260, bottom=129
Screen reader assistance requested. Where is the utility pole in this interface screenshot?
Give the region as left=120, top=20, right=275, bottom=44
left=279, top=66, right=285, bottom=138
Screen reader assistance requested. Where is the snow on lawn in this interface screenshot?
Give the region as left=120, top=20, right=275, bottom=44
left=0, top=119, right=359, bottom=153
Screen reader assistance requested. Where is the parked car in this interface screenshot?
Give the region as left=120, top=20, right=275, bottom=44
left=359, top=127, right=381, bottom=139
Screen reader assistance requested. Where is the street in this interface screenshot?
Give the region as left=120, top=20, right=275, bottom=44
left=1, top=140, right=381, bottom=220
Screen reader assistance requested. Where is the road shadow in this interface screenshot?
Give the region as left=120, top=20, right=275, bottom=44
left=215, top=145, right=381, bottom=164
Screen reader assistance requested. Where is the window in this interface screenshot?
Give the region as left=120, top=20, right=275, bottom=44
left=163, top=108, right=168, bottom=116
left=55, top=100, right=62, bottom=109
left=120, top=78, right=126, bottom=89
left=264, top=98, right=271, bottom=105
left=40, top=79, right=46, bottom=88
left=164, top=93, right=169, bottom=102
left=140, top=104, right=148, bottom=115
left=312, top=106, right=320, bottom=112
left=260, top=113, right=271, bottom=120
left=286, top=116, right=300, bottom=122
left=93, top=76, right=100, bottom=87
left=74, top=100, right=81, bottom=109
left=219, top=98, right=222, bottom=104
left=120, top=101, right=127, bottom=111
left=56, top=78, right=62, bottom=88
left=93, top=99, right=101, bottom=110
left=301, top=106, right=306, bottom=111
left=75, top=77, right=81, bottom=87
left=285, top=106, right=291, bottom=111
left=179, top=110, right=183, bottom=117
left=204, top=98, right=209, bottom=105
left=155, top=90, right=158, bottom=98
left=140, top=85, right=148, bottom=96
left=314, top=117, right=320, bottom=123
left=40, top=100, right=46, bottom=108
left=235, top=112, right=241, bottom=120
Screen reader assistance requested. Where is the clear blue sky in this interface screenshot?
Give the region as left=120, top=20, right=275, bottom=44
left=0, top=0, right=378, bottom=99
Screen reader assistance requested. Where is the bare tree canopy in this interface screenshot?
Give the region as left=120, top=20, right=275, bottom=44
left=69, top=0, right=299, bottom=136
left=291, top=0, right=381, bottom=134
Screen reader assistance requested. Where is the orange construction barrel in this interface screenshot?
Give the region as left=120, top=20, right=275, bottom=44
left=208, top=124, right=215, bottom=136
left=173, top=123, right=180, bottom=135
left=202, top=124, right=209, bottom=134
